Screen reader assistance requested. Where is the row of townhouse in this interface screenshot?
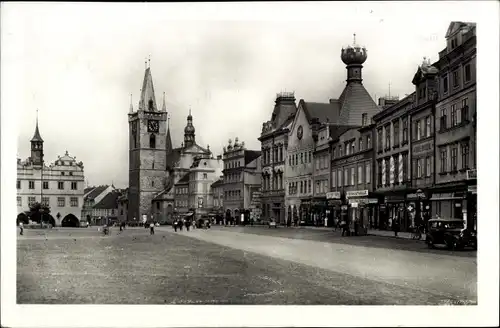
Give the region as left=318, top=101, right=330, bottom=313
left=256, top=21, right=476, bottom=234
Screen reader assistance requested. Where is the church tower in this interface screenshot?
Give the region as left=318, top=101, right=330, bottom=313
left=183, top=109, right=196, bottom=148
left=128, top=61, right=168, bottom=221
left=30, top=111, right=44, bottom=167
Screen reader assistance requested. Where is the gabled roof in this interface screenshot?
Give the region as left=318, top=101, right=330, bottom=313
left=138, top=67, right=157, bottom=111
left=175, top=173, right=190, bottom=185
left=211, top=179, right=224, bottom=188
left=336, top=82, right=380, bottom=125
left=84, top=187, right=95, bottom=195
left=445, top=21, right=476, bottom=38
left=93, top=190, right=121, bottom=209
left=300, top=100, right=339, bottom=124
left=244, top=150, right=261, bottom=165
left=84, top=185, right=109, bottom=201
left=328, top=124, right=360, bottom=142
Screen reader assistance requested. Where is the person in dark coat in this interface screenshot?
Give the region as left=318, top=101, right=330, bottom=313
left=393, top=217, right=400, bottom=237
left=354, top=217, right=359, bottom=236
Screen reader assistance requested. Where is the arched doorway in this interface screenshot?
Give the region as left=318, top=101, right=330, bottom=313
left=42, top=214, right=56, bottom=227
left=17, top=213, right=29, bottom=225
left=61, top=214, right=79, bottom=227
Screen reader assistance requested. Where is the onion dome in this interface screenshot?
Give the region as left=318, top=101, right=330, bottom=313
left=341, top=33, right=367, bottom=66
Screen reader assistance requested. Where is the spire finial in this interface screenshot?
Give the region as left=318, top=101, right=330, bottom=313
left=36, top=108, right=39, bottom=126
left=162, top=92, right=166, bottom=111
left=189, top=106, right=191, bottom=116
left=353, top=33, right=356, bottom=45
left=148, top=55, right=151, bottom=68
left=129, top=93, right=133, bottom=112
left=167, top=114, right=170, bottom=128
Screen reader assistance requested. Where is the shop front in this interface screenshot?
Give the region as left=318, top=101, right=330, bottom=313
left=406, top=189, right=431, bottom=231
left=311, top=198, right=328, bottom=226
left=379, top=194, right=405, bottom=231
left=430, top=190, right=467, bottom=222
left=299, top=199, right=312, bottom=226
left=326, top=191, right=342, bottom=227
left=466, top=169, right=477, bottom=231
left=346, top=190, right=378, bottom=235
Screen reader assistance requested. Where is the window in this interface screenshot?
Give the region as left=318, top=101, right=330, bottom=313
left=440, top=148, right=447, bottom=173
left=426, top=117, right=431, bottom=137
left=377, top=128, right=383, bottom=152
left=362, top=113, right=368, bottom=126
left=308, top=179, right=311, bottom=193
left=339, top=145, right=343, bottom=157
left=279, top=147, right=283, bottom=162
left=152, top=181, right=155, bottom=187
left=61, top=171, right=65, bottom=176
left=351, top=141, right=355, bottom=154
left=394, top=156, right=399, bottom=183
left=416, top=121, right=422, bottom=140
left=203, top=173, right=207, bottom=179
left=150, top=134, right=156, bottom=149
left=443, top=75, right=448, bottom=94
left=300, top=153, right=304, bottom=164
left=43, top=181, right=49, bottom=189
left=315, top=181, right=320, bottom=194
left=58, top=181, right=64, bottom=190
left=385, top=159, right=390, bottom=185
left=385, top=125, right=391, bottom=149
left=29, top=181, right=35, bottom=189
left=28, top=196, right=36, bottom=205
left=295, top=154, right=298, bottom=165
left=402, top=117, right=408, bottom=143
left=308, top=151, right=312, bottom=163
left=462, top=142, right=469, bottom=169
left=461, top=98, right=469, bottom=122
left=70, top=197, right=78, bottom=207
left=358, top=166, right=363, bottom=184
left=337, top=170, right=342, bottom=187
left=17, top=180, right=21, bottom=189
left=300, top=181, right=303, bottom=194
left=344, top=169, right=349, bottom=187
left=331, top=170, right=336, bottom=188
left=345, top=142, right=350, bottom=155
left=365, top=163, right=371, bottom=184
left=393, top=121, right=399, bottom=146
left=377, top=160, right=383, bottom=186
left=451, top=104, right=457, bottom=126
left=42, top=197, right=50, bottom=207
left=464, top=64, right=471, bottom=83
left=426, top=157, right=431, bottom=177
left=359, top=138, right=363, bottom=151
left=71, top=182, right=77, bottom=190
left=350, top=167, right=355, bottom=186
left=367, top=135, right=372, bottom=148
left=451, top=145, right=458, bottom=171
left=452, top=69, right=459, bottom=88
left=402, top=153, right=408, bottom=182
left=17, top=196, right=22, bottom=206
left=315, top=158, right=320, bottom=170
left=57, top=197, right=65, bottom=207
left=417, top=158, right=423, bottom=178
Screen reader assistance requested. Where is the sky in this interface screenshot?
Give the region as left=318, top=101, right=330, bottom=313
left=1, top=1, right=488, bottom=188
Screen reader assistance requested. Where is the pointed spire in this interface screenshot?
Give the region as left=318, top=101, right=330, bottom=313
left=353, top=33, right=356, bottom=45
left=139, top=61, right=157, bottom=111
left=31, top=109, right=44, bottom=142
left=129, top=93, right=134, bottom=113
left=162, top=92, right=166, bottom=112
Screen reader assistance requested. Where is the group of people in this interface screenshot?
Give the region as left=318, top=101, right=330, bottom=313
left=172, top=218, right=193, bottom=232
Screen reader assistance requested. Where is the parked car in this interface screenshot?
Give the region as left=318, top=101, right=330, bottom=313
left=79, top=220, right=89, bottom=228
left=425, top=218, right=477, bottom=250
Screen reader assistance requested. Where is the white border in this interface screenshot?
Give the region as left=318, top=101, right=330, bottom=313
left=2, top=2, right=499, bottom=327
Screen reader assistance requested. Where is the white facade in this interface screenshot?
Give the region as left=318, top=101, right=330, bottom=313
left=17, top=151, right=85, bottom=225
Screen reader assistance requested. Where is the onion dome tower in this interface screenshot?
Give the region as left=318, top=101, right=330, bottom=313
left=340, top=33, right=368, bottom=84
left=183, top=107, right=196, bottom=147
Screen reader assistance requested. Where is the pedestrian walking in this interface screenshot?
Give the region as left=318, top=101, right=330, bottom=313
left=341, top=219, right=348, bottom=236
left=185, top=219, right=191, bottom=231
left=150, top=222, right=155, bottom=235
left=393, top=217, right=400, bottom=237
left=333, top=217, right=339, bottom=231
left=19, top=222, right=24, bottom=236
left=354, top=217, right=359, bottom=236
left=173, top=220, right=178, bottom=232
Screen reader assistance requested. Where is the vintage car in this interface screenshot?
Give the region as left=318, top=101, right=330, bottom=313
left=425, top=218, right=477, bottom=250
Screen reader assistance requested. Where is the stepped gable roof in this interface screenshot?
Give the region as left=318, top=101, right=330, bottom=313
left=336, top=82, right=380, bottom=125
left=244, top=150, right=261, bottom=165
left=211, top=179, right=224, bottom=188
left=84, top=185, right=109, bottom=201
left=300, top=100, right=339, bottom=124
left=94, top=190, right=121, bottom=209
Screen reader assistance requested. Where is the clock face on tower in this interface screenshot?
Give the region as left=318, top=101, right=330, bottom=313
left=148, top=120, right=159, bottom=133
left=297, top=125, right=303, bottom=140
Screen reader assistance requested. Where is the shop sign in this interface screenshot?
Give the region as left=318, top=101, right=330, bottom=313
left=368, top=198, right=379, bottom=204
left=430, top=192, right=466, bottom=200
left=326, top=191, right=341, bottom=200
left=351, top=202, right=359, bottom=208
left=341, top=205, right=348, bottom=210
left=466, top=169, right=477, bottom=180
left=333, top=153, right=365, bottom=166
left=468, top=185, right=477, bottom=194
left=346, top=190, right=369, bottom=198
left=328, top=200, right=342, bottom=206
left=384, top=196, right=405, bottom=203
left=406, top=189, right=427, bottom=200
left=301, top=200, right=311, bottom=206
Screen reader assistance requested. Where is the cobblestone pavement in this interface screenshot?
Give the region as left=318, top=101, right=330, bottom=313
left=17, top=227, right=476, bottom=305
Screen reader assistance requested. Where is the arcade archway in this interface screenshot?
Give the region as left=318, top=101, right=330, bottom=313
left=61, top=214, right=79, bottom=227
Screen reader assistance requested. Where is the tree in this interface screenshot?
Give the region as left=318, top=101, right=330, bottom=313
left=28, top=201, right=51, bottom=223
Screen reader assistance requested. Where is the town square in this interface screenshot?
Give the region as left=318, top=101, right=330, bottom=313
left=2, top=2, right=499, bottom=328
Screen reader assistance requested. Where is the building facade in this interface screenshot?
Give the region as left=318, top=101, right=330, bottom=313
left=432, top=22, right=477, bottom=230
left=259, top=92, right=297, bottom=224
left=210, top=177, right=224, bottom=221
left=91, top=189, right=124, bottom=226
left=82, top=185, right=116, bottom=224
left=372, top=94, right=414, bottom=231
left=222, top=138, right=261, bottom=224
left=17, top=119, right=85, bottom=226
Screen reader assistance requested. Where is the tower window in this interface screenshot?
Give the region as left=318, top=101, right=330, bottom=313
left=148, top=99, right=154, bottom=110
left=152, top=181, right=155, bottom=187
left=150, top=134, right=156, bottom=149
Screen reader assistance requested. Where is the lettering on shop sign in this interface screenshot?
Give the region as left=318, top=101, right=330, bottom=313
left=333, top=153, right=366, bottom=166
left=346, top=190, right=369, bottom=198
left=466, top=169, right=477, bottom=180
left=412, top=141, right=433, bottom=155
left=326, top=191, right=341, bottom=199
left=407, top=189, right=427, bottom=200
